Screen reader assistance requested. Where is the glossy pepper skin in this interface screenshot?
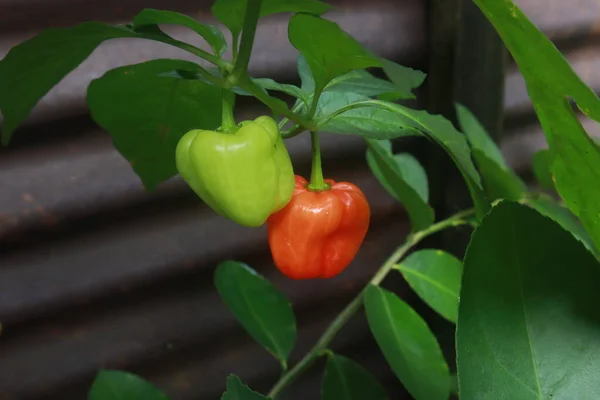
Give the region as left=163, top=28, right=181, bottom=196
left=267, top=175, right=371, bottom=279
left=176, top=116, right=295, bottom=227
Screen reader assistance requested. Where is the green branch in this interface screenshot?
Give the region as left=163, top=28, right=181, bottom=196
left=232, top=0, right=262, bottom=80
left=238, top=77, right=316, bottom=131
left=266, top=208, right=475, bottom=398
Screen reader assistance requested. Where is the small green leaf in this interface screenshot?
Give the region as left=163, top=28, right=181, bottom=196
left=212, top=0, right=331, bottom=39
left=524, top=196, right=599, bottom=258
left=364, top=285, right=451, bottom=400
left=457, top=200, right=600, bottom=399
left=380, top=58, right=426, bottom=100
left=86, top=59, right=222, bottom=190
left=322, top=354, right=388, bottom=400
left=88, top=370, right=169, bottom=400
left=455, top=103, right=506, bottom=167
left=472, top=150, right=527, bottom=201
left=532, top=148, right=555, bottom=190
left=214, top=261, right=296, bottom=365
left=221, top=375, right=270, bottom=400
left=253, top=78, right=309, bottom=105
left=366, top=139, right=433, bottom=231
left=288, top=14, right=381, bottom=94
left=133, top=9, right=227, bottom=56
left=456, top=103, right=527, bottom=201
left=316, top=92, right=422, bottom=139
left=396, top=249, right=463, bottom=323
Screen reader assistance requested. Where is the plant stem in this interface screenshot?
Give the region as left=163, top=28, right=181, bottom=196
left=232, top=34, right=240, bottom=60
left=307, top=131, right=328, bottom=191
left=232, top=0, right=262, bottom=80
left=221, top=90, right=236, bottom=131
left=238, top=77, right=315, bottom=130
left=266, top=208, right=474, bottom=399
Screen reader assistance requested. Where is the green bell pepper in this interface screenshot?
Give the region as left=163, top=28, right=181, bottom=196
left=176, top=115, right=295, bottom=227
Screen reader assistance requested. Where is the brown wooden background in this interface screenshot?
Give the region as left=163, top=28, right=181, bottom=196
left=0, top=0, right=598, bottom=399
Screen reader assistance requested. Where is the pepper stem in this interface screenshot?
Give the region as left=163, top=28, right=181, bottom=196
left=221, top=90, right=236, bottom=132
left=308, top=131, right=330, bottom=191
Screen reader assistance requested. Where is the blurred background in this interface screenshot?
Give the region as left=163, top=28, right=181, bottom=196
left=0, top=0, right=599, bottom=399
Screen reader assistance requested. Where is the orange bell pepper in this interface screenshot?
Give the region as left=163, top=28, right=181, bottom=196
left=267, top=175, right=370, bottom=279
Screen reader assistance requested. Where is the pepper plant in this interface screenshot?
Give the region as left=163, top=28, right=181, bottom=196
left=2, top=0, right=600, bottom=398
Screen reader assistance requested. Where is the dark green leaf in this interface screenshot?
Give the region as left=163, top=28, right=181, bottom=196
left=0, top=23, right=137, bottom=144
left=318, top=98, right=488, bottom=216
left=380, top=58, right=426, bottom=100
left=396, top=249, right=462, bottom=323
left=370, top=100, right=489, bottom=216
left=133, top=9, right=227, bottom=56
left=525, top=196, right=599, bottom=258
left=86, top=59, right=221, bottom=190
left=472, top=150, right=527, bottom=201
left=365, top=285, right=451, bottom=400
left=455, top=103, right=527, bottom=201
left=532, top=148, right=555, bottom=190
left=472, top=0, right=600, bottom=257
left=0, top=22, right=211, bottom=145
left=88, top=370, right=169, bottom=400
left=316, top=92, right=422, bottom=139
left=322, top=354, right=388, bottom=400
left=288, top=14, right=381, bottom=93
left=221, top=375, right=270, bottom=400
left=457, top=200, right=600, bottom=399
left=455, top=103, right=506, bottom=167
left=366, top=139, right=433, bottom=231
left=253, top=78, right=309, bottom=105
left=212, top=0, right=331, bottom=39
left=214, top=261, right=296, bottom=365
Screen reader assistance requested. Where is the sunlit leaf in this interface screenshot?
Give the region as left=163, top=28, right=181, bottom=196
left=457, top=201, right=600, bottom=399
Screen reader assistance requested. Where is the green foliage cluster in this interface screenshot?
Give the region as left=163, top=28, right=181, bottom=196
left=1, top=0, right=600, bottom=398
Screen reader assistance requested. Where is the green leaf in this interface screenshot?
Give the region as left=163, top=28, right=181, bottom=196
left=288, top=14, right=381, bottom=94
left=472, top=0, right=600, bottom=257
left=214, top=261, right=296, bottom=365
left=324, top=69, right=408, bottom=100
left=318, top=98, right=488, bottom=216
left=212, top=0, right=331, bottom=39
left=380, top=58, right=426, bottom=100
left=297, top=54, right=315, bottom=94
left=86, top=59, right=221, bottom=190
left=366, top=139, right=433, bottom=231
left=472, top=150, right=527, bottom=201
left=133, top=9, right=227, bottom=56
left=455, top=103, right=506, bottom=167
left=0, top=23, right=139, bottom=144
left=364, top=285, right=451, bottom=400
left=322, top=354, right=388, bottom=400
left=524, top=196, right=599, bottom=258
left=221, top=375, right=270, bottom=400
left=316, top=92, right=422, bottom=139
left=457, top=200, right=600, bottom=399
left=396, top=249, right=462, bottom=323
left=253, top=78, right=309, bottom=105
left=532, top=149, right=555, bottom=190
left=88, top=370, right=169, bottom=400
left=455, top=103, right=527, bottom=201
